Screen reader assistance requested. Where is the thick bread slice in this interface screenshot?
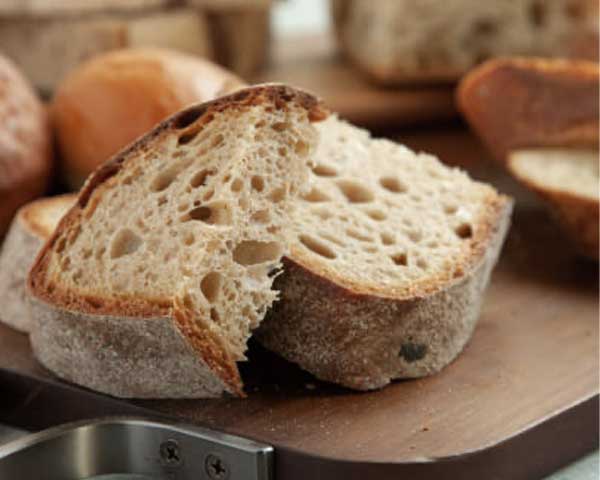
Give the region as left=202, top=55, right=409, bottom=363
left=0, top=195, right=76, bottom=333
left=257, top=117, right=512, bottom=390
left=332, top=0, right=599, bottom=85
left=509, top=149, right=599, bottom=260
left=28, top=85, right=327, bottom=398
left=458, top=57, right=599, bottom=162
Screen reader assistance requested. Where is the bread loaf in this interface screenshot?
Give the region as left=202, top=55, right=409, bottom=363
left=0, top=54, right=52, bottom=237
left=28, top=85, right=327, bottom=398
left=332, top=0, right=599, bottom=85
left=0, top=195, right=75, bottom=332
left=51, top=48, right=245, bottom=189
left=257, top=117, right=512, bottom=390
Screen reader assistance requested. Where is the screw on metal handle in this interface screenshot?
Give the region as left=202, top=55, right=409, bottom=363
left=160, top=439, right=182, bottom=467
left=205, top=453, right=229, bottom=480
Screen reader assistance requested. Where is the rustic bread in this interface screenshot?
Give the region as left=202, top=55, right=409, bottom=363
left=509, top=149, right=599, bottom=260
left=51, top=48, right=245, bottom=189
left=0, top=54, right=53, bottom=237
left=332, top=0, right=599, bottom=85
left=257, top=117, right=512, bottom=390
left=28, top=85, right=326, bottom=398
left=0, top=195, right=75, bottom=333
left=0, top=0, right=171, bottom=15
left=458, top=57, right=599, bottom=162
left=0, top=6, right=213, bottom=94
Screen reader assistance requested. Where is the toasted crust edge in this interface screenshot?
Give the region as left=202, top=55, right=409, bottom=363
left=257, top=195, right=512, bottom=389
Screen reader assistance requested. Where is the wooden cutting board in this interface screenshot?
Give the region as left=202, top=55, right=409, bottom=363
left=0, top=127, right=597, bottom=479
left=252, top=33, right=458, bottom=128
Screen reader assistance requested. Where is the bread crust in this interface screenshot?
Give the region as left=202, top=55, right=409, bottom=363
left=28, top=84, right=327, bottom=398
left=0, top=54, right=52, bottom=237
left=0, top=195, right=75, bottom=333
left=257, top=194, right=512, bottom=389
left=458, top=57, right=599, bottom=162
left=508, top=156, right=599, bottom=260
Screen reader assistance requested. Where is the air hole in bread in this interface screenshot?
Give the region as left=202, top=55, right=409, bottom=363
left=173, top=106, right=204, bottom=129
left=380, top=177, right=407, bottom=194
left=60, top=256, right=71, bottom=271
left=178, top=128, right=200, bottom=145
left=473, top=18, right=497, bottom=35
left=251, top=210, right=271, bottom=224
left=363, top=245, right=378, bottom=254
left=407, top=230, right=422, bottom=243
left=231, top=178, right=244, bottom=192
left=157, top=196, right=167, bottom=207
left=312, top=164, right=338, bottom=177
left=200, top=272, right=223, bottom=304
left=565, top=1, right=585, bottom=19
left=381, top=232, right=395, bottom=245
left=444, top=204, right=458, bottom=215
left=299, top=235, right=336, bottom=259
left=55, top=237, right=67, bottom=254
left=190, top=169, right=215, bottom=188
left=182, top=232, right=195, bottom=246
left=150, top=162, right=189, bottom=192
left=295, top=140, right=310, bottom=157
left=391, top=253, right=408, bottom=266
left=302, top=187, right=331, bottom=203
left=455, top=223, right=473, bottom=239
left=313, top=208, right=332, bottom=220
left=178, top=202, right=190, bottom=212
left=82, top=248, right=92, bottom=260
left=278, top=147, right=288, bottom=157
left=183, top=202, right=231, bottom=225
left=233, top=241, right=283, bottom=266
left=270, top=187, right=286, bottom=203
left=271, top=122, right=290, bottom=132
left=366, top=209, right=387, bottom=221
left=95, top=246, right=106, bottom=260
left=211, top=134, right=224, bottom=148
left=347, top=228, right=373, bottom=242
left=417, top=259, right=428, bottom=270
left=110, top=229, right=143, bottom=259
left=251, top=176, right=265, bottom=192
left=337, top=180, right=374, bottom=203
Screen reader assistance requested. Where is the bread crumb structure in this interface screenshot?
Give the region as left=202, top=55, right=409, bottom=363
left=258, top=117, right=513, bottom=390
left=28, top=85, right=326, bottom=398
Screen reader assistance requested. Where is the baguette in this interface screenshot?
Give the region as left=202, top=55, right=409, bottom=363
left=28, top=85, right=327, bottom=398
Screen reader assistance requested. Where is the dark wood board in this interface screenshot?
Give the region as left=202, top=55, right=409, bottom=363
left=253, top=33, right=458, bottom=128
left=0, top=127, right=597, bottom=479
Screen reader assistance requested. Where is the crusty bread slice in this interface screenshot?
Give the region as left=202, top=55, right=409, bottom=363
left=0, top=195, right=76, bottom=333
left=28, top=85, right=327, bottom=398
left=458, top=57, right=599, bottom=162
left=257, top=117, right=512, bottom=390
left=509, top=149, right=599, bottom=260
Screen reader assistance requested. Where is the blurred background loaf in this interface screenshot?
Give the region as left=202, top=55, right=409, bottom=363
left=332, top=0, right=599, bottom=84
left=0, top=0, right=271, bottom=93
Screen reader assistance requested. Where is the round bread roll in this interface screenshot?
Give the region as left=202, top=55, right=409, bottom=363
left=0, top=54, right=52, bottom=236
left=51, top=47, right=246, bottom=189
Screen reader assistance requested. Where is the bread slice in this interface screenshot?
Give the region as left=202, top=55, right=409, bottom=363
left=458, top=57, right=599, bottom=162
left=27, top=85, right=327, bottom=398
left=0, top=195, right=76, bottom=333
left=332, top=0, right=599, bottom=85
left=256, top=117, right=512, bottom=390
left=509, top=149, right=599, bottom=260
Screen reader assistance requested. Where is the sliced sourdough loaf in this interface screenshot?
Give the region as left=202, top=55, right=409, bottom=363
left=509, top=149, right=599, bottom=260
left=257, top=117, right=512, bottom=390
left=28, top=85, right=327, bottom=398
left=0, top=195, right=75, bottom=333
left=458, top=57, right=599, bottom=163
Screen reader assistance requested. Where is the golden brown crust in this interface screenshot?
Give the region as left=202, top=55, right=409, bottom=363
left=508, top=159, right=599, bottom=260
left=0, top=54, right=52, bottom=236
left=458, top=57, right=600, bottom=162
